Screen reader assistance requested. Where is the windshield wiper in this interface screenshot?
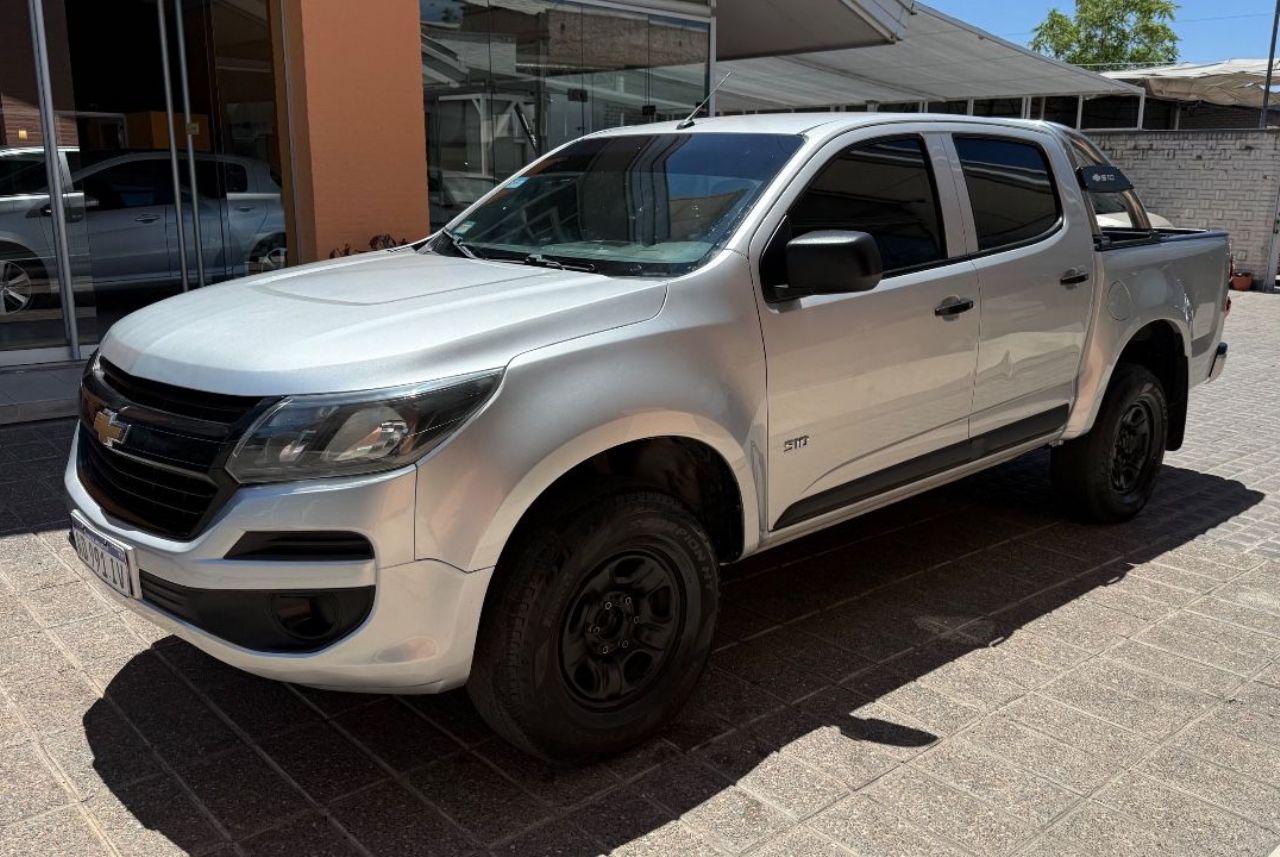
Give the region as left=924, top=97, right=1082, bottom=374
left=440, top=229, right=481, bottom=260
left=523, top=253, right=596, bottom=273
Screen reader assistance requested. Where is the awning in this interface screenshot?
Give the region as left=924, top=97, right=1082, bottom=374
left=1104, top=60, right=1280, bottom=109
left=717, top=0, right=913, bottom=61
left=716, top=4, right=1139, bottom=110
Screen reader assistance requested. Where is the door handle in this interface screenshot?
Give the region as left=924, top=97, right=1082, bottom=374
left=134, top=214, right=160, bottom=224
left=934, top=296, right=975, bottom=318
left=235, top=205, right=255, bottom=213
left=1061, top=268, right=1090, bottom=287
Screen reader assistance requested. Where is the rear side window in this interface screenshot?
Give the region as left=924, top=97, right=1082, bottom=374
left=954, top=136, right=1061, bottom=251
left=789, top=136, right=946, bottom=272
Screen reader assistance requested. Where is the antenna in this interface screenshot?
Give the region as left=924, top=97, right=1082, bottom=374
left=676, top=71, right=732, bottom=130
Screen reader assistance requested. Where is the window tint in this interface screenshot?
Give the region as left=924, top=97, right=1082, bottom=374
left=789, top=137, right=945, bottom=272
left=954, top=137, right=1060, bottom=251
left=80, top=160, right=174, bottom=210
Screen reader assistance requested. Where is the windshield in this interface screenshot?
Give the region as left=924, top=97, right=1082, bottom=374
left=427, top=132, right=804, bottom=276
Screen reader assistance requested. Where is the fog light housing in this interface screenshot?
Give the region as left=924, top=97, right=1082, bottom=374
left=272, top=593, right=340, bottom=641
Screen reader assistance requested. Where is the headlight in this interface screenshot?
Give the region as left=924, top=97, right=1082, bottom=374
left=226, top=370, right=501, bottom=483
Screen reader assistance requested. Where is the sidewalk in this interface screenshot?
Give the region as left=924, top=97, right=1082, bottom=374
left=0, top=294, right=1277, bottom=856
left=0, top=363, right=81, bottom=426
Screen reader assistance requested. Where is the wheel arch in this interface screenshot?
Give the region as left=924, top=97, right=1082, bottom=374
left=467, top=416, right=760, bottom=574
left=1067, top=317, right=1190, bottom=449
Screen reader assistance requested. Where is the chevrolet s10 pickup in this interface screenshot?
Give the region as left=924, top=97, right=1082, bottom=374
left=66, top=114, right=1230, bottom=761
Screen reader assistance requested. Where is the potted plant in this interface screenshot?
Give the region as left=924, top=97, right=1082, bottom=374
left=1230, top=270, right=1254, bottom=291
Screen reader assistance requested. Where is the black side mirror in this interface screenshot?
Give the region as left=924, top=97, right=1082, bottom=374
left=1076, top=165, right=1134, bottom=193
left=782, top=230, right=882, bottom=297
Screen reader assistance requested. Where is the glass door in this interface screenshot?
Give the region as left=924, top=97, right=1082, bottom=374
left=31, top=0, right=286, bottom=352
left=0, top=0, right=73, bottom=363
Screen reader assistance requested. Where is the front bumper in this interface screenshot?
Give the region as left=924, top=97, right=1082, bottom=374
left=65, top=433, right=492, bottom=693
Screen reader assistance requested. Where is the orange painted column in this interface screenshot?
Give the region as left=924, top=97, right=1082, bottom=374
left=273, top=0, right=429, bottom=264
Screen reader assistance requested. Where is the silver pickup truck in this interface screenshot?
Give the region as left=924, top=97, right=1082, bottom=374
left=65, top=114, right=1230, bottom=762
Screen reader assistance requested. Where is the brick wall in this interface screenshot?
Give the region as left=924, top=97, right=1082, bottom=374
left=1089, top=130, right=1280, bottom=281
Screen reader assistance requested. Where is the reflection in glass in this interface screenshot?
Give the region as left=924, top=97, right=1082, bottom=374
left=0, top=1, right=71, bottom=353
left=421, top=0, right=711, bottom=230
left=48, top=0, right=288, bottom=346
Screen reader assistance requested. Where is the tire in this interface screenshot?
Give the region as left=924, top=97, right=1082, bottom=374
left=468, top=490, right=719, bottom=764
left=1051, top=364, right=1167, bottom=523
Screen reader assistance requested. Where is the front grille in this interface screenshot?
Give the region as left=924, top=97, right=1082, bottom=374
left=77, top=360, right=273, bottom=540
left=78, top=427, right=224, bottom=538
left=99, top=358, right=261, bottom=426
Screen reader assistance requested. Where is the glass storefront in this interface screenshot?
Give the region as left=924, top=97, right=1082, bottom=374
left=3, top=0, right=708, bottom=368
left=1, top=0, right=286, bottom=365
left=421, top=0, right=711, bottom=229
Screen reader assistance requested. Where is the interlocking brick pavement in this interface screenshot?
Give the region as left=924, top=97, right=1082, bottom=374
left=1, top=293, right=1279, bottom=856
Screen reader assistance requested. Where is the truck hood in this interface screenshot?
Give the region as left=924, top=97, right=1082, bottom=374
left=100, top=249, right=667, bottom=395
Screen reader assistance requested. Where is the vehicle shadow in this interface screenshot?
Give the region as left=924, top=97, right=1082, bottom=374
left=82, top=453, right=1264, bottom=855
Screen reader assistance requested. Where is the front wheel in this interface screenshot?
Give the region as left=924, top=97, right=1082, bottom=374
left=1051, top=364, right=1168, bottom=523
left=468, top=490, right=719, bottom=763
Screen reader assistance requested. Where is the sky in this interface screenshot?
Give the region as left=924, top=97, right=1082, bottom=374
left=926, top=0, right=1277, bottom=64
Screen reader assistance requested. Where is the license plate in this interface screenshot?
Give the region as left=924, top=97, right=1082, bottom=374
left=71, top=512, right=136, bottom=599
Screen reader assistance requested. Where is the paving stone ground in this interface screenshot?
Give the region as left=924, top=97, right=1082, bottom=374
left=2, top=293, right=1280, bottom=856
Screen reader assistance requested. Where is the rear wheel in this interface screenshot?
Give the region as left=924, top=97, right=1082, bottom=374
left=468, top=490, right=718, bottom=763
left=1051, top=364, right=1167, bottom=523
left=0, top=249, right=46, bottom=316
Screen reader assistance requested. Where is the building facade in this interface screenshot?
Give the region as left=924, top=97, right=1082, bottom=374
left=0, top=0, right=713, bottom=368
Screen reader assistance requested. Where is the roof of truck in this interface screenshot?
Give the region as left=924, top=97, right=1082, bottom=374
left=590, top=113, right=1063, bottom=138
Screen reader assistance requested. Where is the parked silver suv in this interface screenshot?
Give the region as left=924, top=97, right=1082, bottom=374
left=65, top=115, right=1230, bottom=762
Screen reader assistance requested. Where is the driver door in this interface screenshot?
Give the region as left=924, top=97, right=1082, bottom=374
left=752, top=130, right=981, bottom=530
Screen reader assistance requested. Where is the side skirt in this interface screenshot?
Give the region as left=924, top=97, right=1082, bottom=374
left=773, top=405, right=1069, bottom=531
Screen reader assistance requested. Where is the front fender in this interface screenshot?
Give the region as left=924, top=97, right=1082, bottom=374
left=412, top=253, right=768, bottom=571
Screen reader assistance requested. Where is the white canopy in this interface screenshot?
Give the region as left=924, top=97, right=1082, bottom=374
left=716, top=4, right=1139, bottom=111
left=1104, top=60, right=1280, bottom=109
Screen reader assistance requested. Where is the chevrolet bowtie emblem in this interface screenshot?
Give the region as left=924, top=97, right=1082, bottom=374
left=93, top=407, right=130, bottom=449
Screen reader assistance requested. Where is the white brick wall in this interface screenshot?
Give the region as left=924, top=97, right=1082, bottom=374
left=1089, top=130, right=1280, bottom=278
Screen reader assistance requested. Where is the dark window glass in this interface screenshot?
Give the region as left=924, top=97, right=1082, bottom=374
left=80, top=160, right=175, bottom=210
left=789, top=137, right=945, bottom=272
left=0, top=154, right=49, bottom=196
left=182, top=160, right=247, bottom=198
left=954, top=137, right=1060, bottom=251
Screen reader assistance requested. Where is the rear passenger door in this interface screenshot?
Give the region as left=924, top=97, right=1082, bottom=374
left=949, top=132, right=1096, bottom=440
left=752, top=130, right=980, bottom=530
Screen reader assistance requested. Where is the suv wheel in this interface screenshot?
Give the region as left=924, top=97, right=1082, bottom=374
left=468, top=490, right=718, bottom=763
left=1051, top=363, right=1167, bottom=523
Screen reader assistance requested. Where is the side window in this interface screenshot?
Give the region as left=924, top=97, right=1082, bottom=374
left=0, top=155, right=49, bottom=197
left=789, top=136, right=947, bottom=273
left=80, top=161, right=175, bottom=211
left=1067, top=137, right=1149, bottom=233
left=953, top=136, right=1061, bottom=251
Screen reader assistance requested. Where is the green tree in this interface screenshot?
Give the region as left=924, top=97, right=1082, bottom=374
left=1031, top=0, right=1179, bottom=69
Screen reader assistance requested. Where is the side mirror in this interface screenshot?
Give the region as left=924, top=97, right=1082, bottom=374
left=1076, top=165, right=1134, bottom=194
left=783, top=230, right=882, bottom=297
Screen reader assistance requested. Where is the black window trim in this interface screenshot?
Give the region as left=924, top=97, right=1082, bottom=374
left=951, top=132, right=1066, bottom=261
left=760, top=132, right=957, bottom=295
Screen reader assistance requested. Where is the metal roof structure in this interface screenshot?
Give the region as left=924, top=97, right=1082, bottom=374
left=1103, top=60, right=1280, bottom=109
left=718, top=0, right=913, bottom=61
left=714, top=3, right=1140, bottom=111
